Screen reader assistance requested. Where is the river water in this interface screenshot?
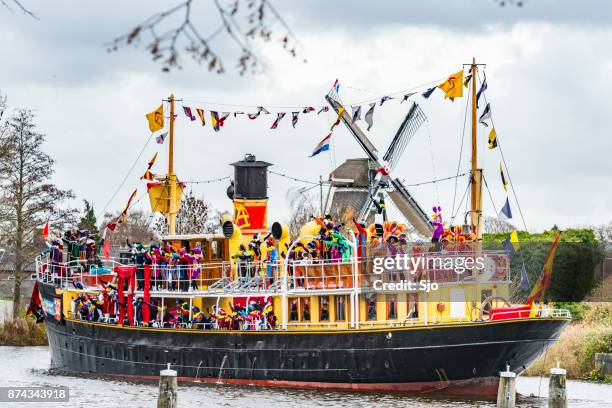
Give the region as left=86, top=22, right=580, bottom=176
left=0, top=347, right=610, bottom=407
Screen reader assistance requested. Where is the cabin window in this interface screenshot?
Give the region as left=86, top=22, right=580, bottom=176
left=387, top=295, right=397, bottom=320
left=289, top=298, right=299, bottom=321
left=319, top=296, right=330, bottom=322
left=300, top=298, right=311, bottom=322
left=366, top=294, right=377, bottom=321
left=211, top=239, right=224, bottom=259
left=334, top=295, right=346, bottom=321
left=408, top=293, right=419, bottom=319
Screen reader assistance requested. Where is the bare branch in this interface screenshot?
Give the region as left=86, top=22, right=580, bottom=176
left=1, top=0, right=38, bottom=19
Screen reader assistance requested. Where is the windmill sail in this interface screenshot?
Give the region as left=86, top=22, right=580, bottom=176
left=325, top=93, right=432, bottom=236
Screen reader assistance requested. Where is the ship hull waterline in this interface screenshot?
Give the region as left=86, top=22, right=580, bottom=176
left=40, top=289, right=569, bottom=398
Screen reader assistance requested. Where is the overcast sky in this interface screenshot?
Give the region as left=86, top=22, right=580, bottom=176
left=1, top=0, right=610, bottom=234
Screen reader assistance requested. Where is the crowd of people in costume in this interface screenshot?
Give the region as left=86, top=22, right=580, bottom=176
left=70, top=285, right=276, bottom=330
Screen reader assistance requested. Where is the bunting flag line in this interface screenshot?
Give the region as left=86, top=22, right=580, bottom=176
left=351, top=105, right=362, bottom=123
left=422, top=86, right=437, bottom=99
left=233, top=111, right=245, bottom=117
left=479, top=102, right=491, bottom=127
left=476, top=73, right=487, bottom=109
left=510, top=229, right=520, bottom=251
left=438, top=70, right=464, bottom=99
left=145, top=104, right=164, bottom=132
left=330, top=107, right=345, bottom=131
left=211, top=111, right=221, bottom=131
left=317, top=106, right=329, bottom=115
left=499, top=197, right=513, bottom=219
left=196, top=108, right=206, bottom=126
left=155, top=132, right=167, bottom=144
left=401, top=92, right=416, bottom=103
left=364, top=102, right=375, bottom=131
left=379, top=96, right=393, bottom=106
left=183, top=106, right=196, bottom=121
left=488, top=128, right=497, bottom=149
left=302, top=106, right=315, bottom=113
left=520, top=260, right=530, bottom=290
left=500, top=163, right=508, bottom=191
left=270, top=112, right=286, bottom=129
left=310, top=133, right=332, bottom=157
left=41, top=222, right=49, bottom=238
left=291, top=112, right=299, bottom=128
left=525, top=232, right=562, bottom=305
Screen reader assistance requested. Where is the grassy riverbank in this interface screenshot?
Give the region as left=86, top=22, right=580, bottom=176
left=0, top=317, right=48, bottom=346
left=524, top=302, right=612, bottom=382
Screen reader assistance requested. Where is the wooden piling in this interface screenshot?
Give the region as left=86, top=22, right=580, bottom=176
left=157, top=363, right=178, bottom=408
left=496, top=366, right=516, bottom=408
left=548, top=365, right=567, bottom=408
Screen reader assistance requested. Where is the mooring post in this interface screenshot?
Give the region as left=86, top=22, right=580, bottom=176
left=158, top=363, right=178, bottom=408
left=496, top=365, right=516, bottom=408
left=548, top=363, right=567, bottom=408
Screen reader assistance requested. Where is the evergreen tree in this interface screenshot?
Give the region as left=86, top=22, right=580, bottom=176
left=79, top=200, right=100, bottom=243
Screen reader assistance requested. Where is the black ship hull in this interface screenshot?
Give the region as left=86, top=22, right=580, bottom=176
left=40, top=286, right=569, bottom=397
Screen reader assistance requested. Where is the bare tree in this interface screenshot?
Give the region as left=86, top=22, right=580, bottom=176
left=101, top=210, right=158, bottom=246
left=483, top=215, right=514, bottom=234
left=107, top=0, right=304, bottom=75
left=286, top=188, right=317, bottom=239
left=0, top=108, right=76, bottom=317
left=153, top=190, right=220, bottom=236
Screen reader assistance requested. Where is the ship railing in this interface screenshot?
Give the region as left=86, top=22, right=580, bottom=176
left=488, top=307, right=571, bottom=321
left=286, top=259, right=355, bottom=291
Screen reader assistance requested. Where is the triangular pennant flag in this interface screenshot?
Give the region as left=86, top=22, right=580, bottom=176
left=438, top=70, right=464, bottom=99
left=310, top=133, right=332, bottom=157
left=502, top=234, right=515, bottom=257
left=270, top=112, right=286, bottom=129
left=479, top=103, right=491, bottom=127
left=488, top=128, right=498, bottom=149
left=259, top=106, right=270, bottom=114
left=106, top=222, right=117, bottom=232
left=155, top=132, right=167, bottom=144
left=146, top=152, right=157, bottom=170
left=500, top=163, right=508, bottom=191
left=291, top=112, right=299, bottom=128
left=401, top=92, right=416, bottom=103
left=41, top=222, right=49, bottom=238
left=233, top=111, right=245, bottom=117
left=330, top=107, right=345, bottom=131
left=499, top=197, right=513, bottom=219
left=510, top=229, right=520, bottom=251
left=183, top=106, right=196, bottom=121
left=248, top=112, right=261, bottom=120
left=145, top=104, right=164, bottom=132
left=422, top=86, right=437, bottom=99
left=351, top=105, right=362, bottom=123
left=103, top=238, right=111, bottom=261
left=520, top=260, right=530, bottom=290
left=364, top=102, right=375, bottom=131
left=332, top=79, right=340, bottom=92
left=317, top=106, right=329, bottom=115
left=463, top=73, right=472, bottom=88
left=140, top=169, right=155, bottom=181
left=211, top=111, right=221, bottom=131
left=302, top=106, right=315, bottom=114
left=220, top=112, right=230, bottom=127
left=379, top=96, right=393, bottom=106
left=476, top=73, right=487, bottom=109
left=196, top=108, right=206, bottom=126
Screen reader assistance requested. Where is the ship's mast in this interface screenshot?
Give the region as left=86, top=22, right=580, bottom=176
left=469, top=58, right=483, bottom=240
left=167, top=94, right=178, bottom=235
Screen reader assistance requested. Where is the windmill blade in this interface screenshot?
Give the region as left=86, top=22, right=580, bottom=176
left=383, top=102, right=427, bottom=170
left=387, top=178, right=433, bottom=236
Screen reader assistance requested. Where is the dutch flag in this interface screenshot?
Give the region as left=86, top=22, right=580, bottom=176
left=310, top=133, right=332, bottom=157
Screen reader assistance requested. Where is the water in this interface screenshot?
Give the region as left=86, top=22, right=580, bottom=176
left=0, top=346, right=610, bottom=407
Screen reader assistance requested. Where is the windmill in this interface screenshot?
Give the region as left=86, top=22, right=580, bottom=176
left=325, top=91, right=433, bottom=237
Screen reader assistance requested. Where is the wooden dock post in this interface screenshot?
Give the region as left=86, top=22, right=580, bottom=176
left=158, top=363, right=178, bottom=408
left=548, top=363, right=567, bottom=408
left=497, top=365, right=516, bottom=408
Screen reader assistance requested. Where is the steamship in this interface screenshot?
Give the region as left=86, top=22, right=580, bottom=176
left=34, top=62, right=570, bottom=398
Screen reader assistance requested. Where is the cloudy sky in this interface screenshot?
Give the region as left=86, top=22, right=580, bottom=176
left=1, top=0, right=610, bottom=233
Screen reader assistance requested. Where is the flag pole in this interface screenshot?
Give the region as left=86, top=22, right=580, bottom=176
left=470, top=57, right=483, bottom=241
left=168, top=94, right=177, bottom=235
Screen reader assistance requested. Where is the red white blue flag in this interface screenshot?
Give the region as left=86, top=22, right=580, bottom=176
left=310, top=133, right=331, bottom=157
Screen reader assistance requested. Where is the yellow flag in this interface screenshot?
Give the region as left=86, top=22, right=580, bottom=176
left=510, top=230, right=520, bottom=251
left=145, top=104, right=164, bottom=132
left=488, top=128, right=498, bottom=149
left=439, top=70, right=464, bottom=99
